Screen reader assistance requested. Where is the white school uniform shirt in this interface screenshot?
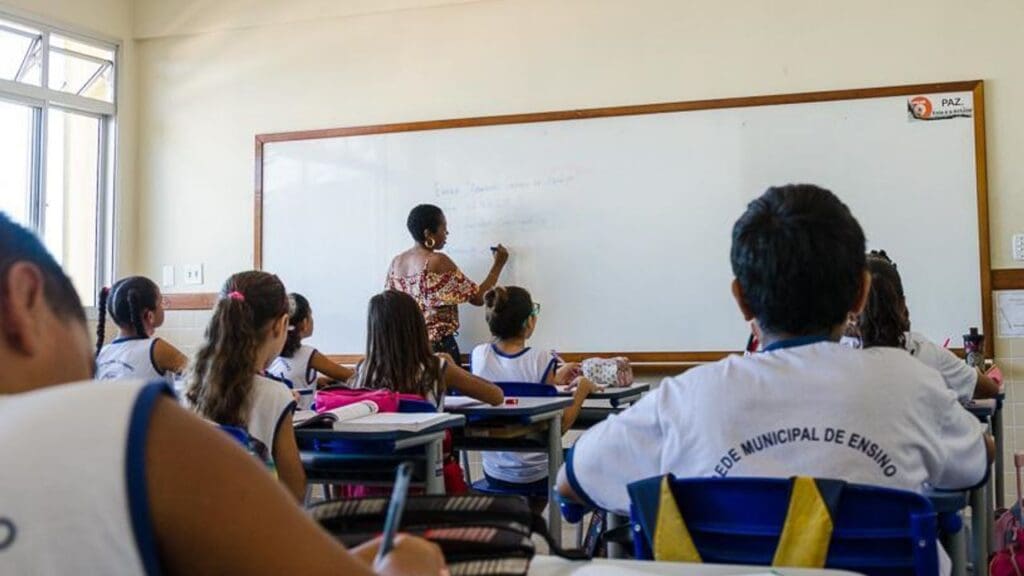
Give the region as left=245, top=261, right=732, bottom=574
left=471, top=343, right=559, bottom=484
left=96, top=336, right=169, bottom=383
left=244, top=375, right=298, bottom=460
left=351, top=357, right=449, bottom=409
left=267, top=345, right=318, bottom=410
left=566, top=339, right=987, bottom=516
left=0, top=379, right=171, bottom=575
left=905, top=331, right=978, bottom=404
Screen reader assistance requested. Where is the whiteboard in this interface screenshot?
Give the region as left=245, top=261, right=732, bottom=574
left=259, top=84, right=985, bottom=357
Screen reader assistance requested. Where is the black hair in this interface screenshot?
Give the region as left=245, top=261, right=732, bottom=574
left=281, top=292, right=312, bottom=358
left=406, top=204, right=445, bottom=244
left=97, top=276, right=160, bottom=355
left=731, top=184, right=866, bottom=337
left=857, top=250, right=910, bottom=349
left=0, top=211, right=85, bottom=325
left=485, top=286, right=533, bottom=340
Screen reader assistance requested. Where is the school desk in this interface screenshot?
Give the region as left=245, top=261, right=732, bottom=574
left=295, top=414, right=465, bottom=498
left=447, top=397, right=573, bottom=546
left=966, top=399, right=997, bottom=576
left=557, top=382, right=652, bottom=408
left=527, top=556, right=865, bottom=575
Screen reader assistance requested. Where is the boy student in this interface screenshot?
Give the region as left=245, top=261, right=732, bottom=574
left=0, top=211, right=446, bottom=576
left=557, top=184, right=992, bottom=515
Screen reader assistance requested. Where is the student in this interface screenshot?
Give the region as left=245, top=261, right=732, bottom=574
left=268, top=293, right=355, bottom=409
left=471, top=286, right=596, bottom=495
left=354, top=290, right=503, bottom=408
left=852, top=250, right=1000, bottom=402
left=95, top=276, right=189, bottom=382
left=354, top=290, right=503, bottom=494
left=557, top=184, right=992, bottom=520
left=0, top=211, right=446, bottom=576
left=186, top=271, right=306, bottom=502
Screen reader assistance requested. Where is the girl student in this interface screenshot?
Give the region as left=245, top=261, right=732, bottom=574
left=353, top=289, right=503, bottom=493
left=854, top=250, right=1000, bottom=402
left=470, top=286, right=596, bottom=494
left=186, top=271, right=307, bottom=502
left=268, top=293, right=355, bottom=410
left=0, top=211, right=446, bottom=576
left=95, top=276, right=189, bottom=382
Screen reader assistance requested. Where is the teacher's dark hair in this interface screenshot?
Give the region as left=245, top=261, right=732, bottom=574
left=0, top=211, right=85, bottom=325
left=731, top=184, right=866, bottom=337
left=407, top=204, right=445, bottom=244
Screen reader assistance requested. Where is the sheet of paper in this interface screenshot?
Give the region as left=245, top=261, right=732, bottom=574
left=444, top=396, right=485, bottom=409
left=997, top=290, right=1024, bottom=337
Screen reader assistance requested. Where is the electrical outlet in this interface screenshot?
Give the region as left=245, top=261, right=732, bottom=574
left=1014, top=235, right=1024, bottom=262
left=161, top=265, right=175, bottom=287
left=183, top=264, right=204, bottom=285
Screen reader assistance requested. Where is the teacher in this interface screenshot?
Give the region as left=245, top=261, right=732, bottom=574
left=386, top=204, right=509, bottom=359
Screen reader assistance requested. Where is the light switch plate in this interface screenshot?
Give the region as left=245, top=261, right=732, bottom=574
left=183, top=264, right=204, bottom=285
left=161, top=265, right=175, bottom=287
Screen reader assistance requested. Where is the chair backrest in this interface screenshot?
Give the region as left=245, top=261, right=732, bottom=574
left=218, top=424, right=251, bottom=448
left=628, top=475, right=937, bottom=576
left=494, top=381, right=557, bottom=397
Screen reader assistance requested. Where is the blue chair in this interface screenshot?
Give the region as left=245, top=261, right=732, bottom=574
left=218, top=424, right=250, bottom=448
left=628, top=475, right=957, bottom=575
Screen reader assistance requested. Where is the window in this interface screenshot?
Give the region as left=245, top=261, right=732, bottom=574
left=0, top=12, right=116, bottom=306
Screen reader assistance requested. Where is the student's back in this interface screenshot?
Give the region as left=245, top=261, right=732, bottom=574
left=558, top=184, right=989, bottom=521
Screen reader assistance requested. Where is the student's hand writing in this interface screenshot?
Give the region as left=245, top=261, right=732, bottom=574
left=374, top=534, right=448, bottom=576
left=491, top=244, right=509, bottom=268
left=554, top=362, right=580, bottom=385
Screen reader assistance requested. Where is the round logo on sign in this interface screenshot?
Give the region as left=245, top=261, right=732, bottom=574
left=909, top=96, right=933, bottom=119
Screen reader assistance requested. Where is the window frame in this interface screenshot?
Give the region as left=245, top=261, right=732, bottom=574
left=0, top=9, right=118, bottom=309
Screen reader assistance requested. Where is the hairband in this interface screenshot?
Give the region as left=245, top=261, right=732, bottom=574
left=227, top=291, right=245, bottom=302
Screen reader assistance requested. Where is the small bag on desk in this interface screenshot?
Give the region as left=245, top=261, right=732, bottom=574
left=580, top=357, right=633, bottom=388
left=991, top=453, right=1024, bottom=575
left=311, top=494, right=587, bottom=576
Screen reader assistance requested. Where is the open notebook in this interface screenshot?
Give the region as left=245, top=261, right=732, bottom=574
left=294, top=402, right=459, bottom=433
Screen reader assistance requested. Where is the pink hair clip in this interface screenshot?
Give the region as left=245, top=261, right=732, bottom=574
left=227, top=291, right=246, bottom=302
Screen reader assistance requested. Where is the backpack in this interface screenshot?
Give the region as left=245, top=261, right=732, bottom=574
left=991, top=453, right=1024, bottom=575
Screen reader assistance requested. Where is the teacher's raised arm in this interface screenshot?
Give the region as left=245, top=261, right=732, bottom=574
left=385, top=204, right=509, bottom=359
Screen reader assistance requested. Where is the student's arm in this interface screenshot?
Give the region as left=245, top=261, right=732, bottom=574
left=930, top=399, right=993, bottom=490
left=153, top=338, right=189, bottom=375
left=547, top=362, right=580, bottom=386
left=309, top=351, right=355, bottom=383
left=557, top=382, right=670, bottom=515
left=272, top=413, right=307, bottom=502
left=973, top=368, right=1001, bottom=399
left=439, top=354, right=504, bottom=406
left=559, top=377, right=597, bottom=433
left=146, top=397, right=446, bottom=576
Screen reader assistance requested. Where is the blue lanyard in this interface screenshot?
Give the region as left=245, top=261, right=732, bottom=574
left=762, top=334, right=831, bottom=352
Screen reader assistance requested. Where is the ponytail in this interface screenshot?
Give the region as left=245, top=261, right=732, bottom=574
left=280, top=293, right=311, bottom=358
left=126, top=288, right=147, bottom=339
left=187, top=271, right=288, bottom=427
left=95, top=286, right=110, bottom=356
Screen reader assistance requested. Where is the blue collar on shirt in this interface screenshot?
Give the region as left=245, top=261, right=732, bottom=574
left=110, top=336, right=149, bottom=345
left=762, top=334, right=832, bottom=352
left=491, top=343, right=531, bottom=359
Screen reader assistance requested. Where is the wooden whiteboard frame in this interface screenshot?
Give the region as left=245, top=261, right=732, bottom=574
left=252, top=80, right=992, bottom=361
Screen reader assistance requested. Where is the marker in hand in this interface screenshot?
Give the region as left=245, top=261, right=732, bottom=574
left=374, top=462, right=413, bottom=569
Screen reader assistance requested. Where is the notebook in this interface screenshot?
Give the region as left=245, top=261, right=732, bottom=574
left=293, top=400, right=378, bottom=429
left=334, top=412, right=461, bottom=433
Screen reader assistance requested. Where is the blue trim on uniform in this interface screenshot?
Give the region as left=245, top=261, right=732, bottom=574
left=148, top=339, right=166, bottom=376
left=126, top=380, right=173, bottom=576
left=564, top=445, right=600, bottom=510
left=491, top=343, right=531, bottom=359
left=110, top=335, right=148, bottom=345
left=271, top=400, right=298, bottom=458
left=762, top=334, right=831, bottom=352
left=540, top=357, right=558, bottom=384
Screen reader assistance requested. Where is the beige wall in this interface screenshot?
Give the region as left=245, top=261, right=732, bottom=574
left=0, top=0, right=138, bottom=275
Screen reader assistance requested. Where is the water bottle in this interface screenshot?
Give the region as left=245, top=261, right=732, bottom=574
left=963, top=327, right=985, bottom=368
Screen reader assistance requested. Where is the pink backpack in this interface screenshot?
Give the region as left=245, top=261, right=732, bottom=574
left=991, top=453, right=1024, bottom=575
left=315, top=387, right=424, bottom=413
